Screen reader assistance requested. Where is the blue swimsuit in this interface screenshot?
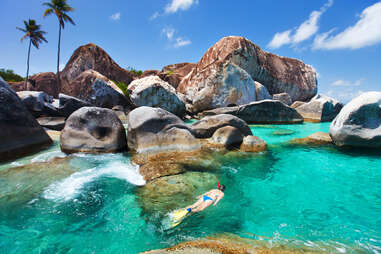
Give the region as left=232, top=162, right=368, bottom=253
left=203, top=195, right=213, bottom=202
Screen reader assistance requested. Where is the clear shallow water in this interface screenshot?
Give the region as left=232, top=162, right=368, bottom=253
left=0, top=122, right=380, bottom=253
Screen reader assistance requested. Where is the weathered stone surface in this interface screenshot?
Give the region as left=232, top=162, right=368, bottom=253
left=9, top=72, right=59, bottom=98
left=0, top=77, right=52, bottom=162
left=202, top=100, right=303, bottom=124
left=178, top=61, right=257, bottom=113
left=141, top=70, right=159, bottom=78
left=291, top=101, right=306, bottom=108
left=60, top=43, right=134, bottom=93
left=209, top=126, right=244, bottom=149
left=273, top=93, right=292, bottom=106
left=255, top=81, right=272, bottom=101
left=60, top=107, right=127, bottom=153
left=57, top=93, right=93, bottom=117
left=37, top=117, right=66, bottom=131
left=329, top=92, right=381, bottom=148
left=128, top=76, right=186, bottom=117
left=178, top=36, right=317, bottom=111
left=240, top=135, right=267, bottom=152
left=191, top=114, right=252, bottom=138
left=159, top=62, right=196, bottom=89
left=127, top=106, right=200, bottom=153
left=138, top=171, right=218, bottom=213
left=296, top=94, right=343, bottom=122
left=17, top=91, right=59, bottom=117
left=290, top=132, right=332, bottom=146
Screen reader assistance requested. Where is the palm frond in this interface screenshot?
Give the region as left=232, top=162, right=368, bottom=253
left=43, top=8, right=53, bottom=17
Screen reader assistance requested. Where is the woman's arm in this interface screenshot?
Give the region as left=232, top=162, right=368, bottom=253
left=213, top=194, right=223, bottom=206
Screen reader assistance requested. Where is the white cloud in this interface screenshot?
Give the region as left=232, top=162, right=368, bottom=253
left=150, top=12, right=159, bottom=20
left=326, top=89, right=364, bottom=103
left=162, top=27, right=175, bottom=40
left=268, top=0, right=333, bottom=49
left=165, top=0, right=198, bottom=14
left=110, top=12, right=121, bottom=21
left=313, top=2, right=381, bottom=50
left=331, top=79, right=363, bottom=87
left=174, top=37, right=191, bottom=48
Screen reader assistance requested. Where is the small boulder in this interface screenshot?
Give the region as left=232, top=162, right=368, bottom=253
left=90, top=78, right=130, bottom=108
left=0, top=77, right=52, bottom=162
left=202, top=100, right=303, bottom=124
left=60, top=107, right=127, bottom=153
left=290, top=132, right=332, bottom=146
left=273, top=93, right=292, bottom=106
left=17, top=91, right=59, bottom=117
left=57, top=93, right=93, bottom=117
left=37, top=117, right=66, bottom=131
left=296, top=94, right=343, bottom=122
left=255, top=81, right=272, bottom=101
left=127, top=106, right=200, bottom=153
left=128, top=76, right=186, bottom=117
left=209, top=126, right=244, bottom=149
left=240, top=135, right=267, bottom=152
left=191, top=114, right=252, bottom=138
left=329, top=92, right=381, bottom=148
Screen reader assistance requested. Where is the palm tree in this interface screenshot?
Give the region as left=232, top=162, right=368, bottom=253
left=17, top=19, right=48, bottom=85
left=43, top=0, right=75, bottom=88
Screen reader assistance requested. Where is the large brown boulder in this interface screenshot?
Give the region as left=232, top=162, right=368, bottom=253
left=202, top=100, right=304, bottom=124
left=0, top=77, right=52, bottom=162
left=60, top=43, right=134, bottom=94
left=128, top=76, right=186, bottom=117
left=159, top=62, right=196, bottom=89
left=178, top=36, right=317, bottom=112
left=60, top=107, right=127, bottom=153
left=9, top=72, right=59, bottom=98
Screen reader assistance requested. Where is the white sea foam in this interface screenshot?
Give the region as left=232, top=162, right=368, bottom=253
left=31, top=150, right=66, bottom=163
left=43, top=161, right=145, bottom=202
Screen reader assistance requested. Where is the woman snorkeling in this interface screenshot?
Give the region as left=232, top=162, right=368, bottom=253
left=185, top=183, right=225, bottom=213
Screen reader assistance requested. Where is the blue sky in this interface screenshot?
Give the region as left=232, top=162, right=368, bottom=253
left=1, top=0, right=380, bottom=102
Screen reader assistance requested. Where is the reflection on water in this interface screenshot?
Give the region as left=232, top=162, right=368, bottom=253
left=0, top=122, right=380, bottom=253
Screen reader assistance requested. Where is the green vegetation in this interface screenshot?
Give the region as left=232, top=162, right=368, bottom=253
left=16, top=19, right=47, bottom=82
left=0, top=69, right=24, bottom=82
left=43, top=0, right=75, bottom=88
left=127, top=67, right=143, bottom=76
left=167, top=70, right=174, bottom=76
left=113, top=80, right=129, bottom=97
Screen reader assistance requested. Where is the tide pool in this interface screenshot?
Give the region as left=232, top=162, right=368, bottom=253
left=0, top=122, right=380, bottom=253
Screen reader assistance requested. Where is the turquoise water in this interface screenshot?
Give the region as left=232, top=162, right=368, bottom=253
left=0, top=122, right=380, bottom=253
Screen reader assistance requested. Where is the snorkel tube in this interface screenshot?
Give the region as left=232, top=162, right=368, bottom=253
left=217, top=181, right=220, bottom=190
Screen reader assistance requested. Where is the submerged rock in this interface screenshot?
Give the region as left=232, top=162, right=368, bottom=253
left=60, top=107, right=127, bottom=153
left=178, top=36, right=317, bottom=113
left=295, top=94, right=343, bottom=122
left=0, top=77, right=52, bottom=162
left=17, top=91, right=59, bottom=117
left=138, top=171, right=218, bottom=214
left=128, top=76, right=186, bottom=117
left=329, top=92, right=381, bottom=148
left=202, top=100, right=303, bottom=124
left=273, top=92, right=292, bottom=106
left=127, top=106, right=200, bottom=153
left=290, top=132, right=332, bottom=146
left=191, top=114, right=252, bottom=138
left=240, top=135, right=267, bottom=152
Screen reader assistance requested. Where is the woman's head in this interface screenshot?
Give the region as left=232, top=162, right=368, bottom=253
left=218, top=184, right=226, bottom=192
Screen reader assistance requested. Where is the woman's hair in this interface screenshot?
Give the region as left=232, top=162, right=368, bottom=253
left=219, top=184, right=226, bottom=192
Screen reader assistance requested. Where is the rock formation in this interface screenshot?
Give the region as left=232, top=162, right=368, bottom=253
left=290, top=132, right=333, bottom=146
left=17, top=91, right=59, bottom=117
left=128, top=76, right=186, bottom=117
left=178, top=36, right=317, bottom=113
left=60, top=107, right=127, bottom=153
left=57, top=93, right=93, bottom=117
left=159, top=62, right=196, bottom=89
left=240, top=135, right=267, bottom=152
left=0, top=77, right=52, bottom=162
left=295, top=94, right=343, bottom=122
left=273, top=92, right=292, bottom=106
left=255, top=81, right=272, bottom=101
left=9, top=72, right=59, bottom=98
left=202, top=100, right=304, bottom=124
left=329, top=92, right=381, bottom=148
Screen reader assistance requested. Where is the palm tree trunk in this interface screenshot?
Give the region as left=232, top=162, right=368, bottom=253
left=57, top=23, right=61, bottom=90
left=26, top=38, right=32, bottom=87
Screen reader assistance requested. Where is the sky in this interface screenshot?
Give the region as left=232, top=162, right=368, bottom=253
left=1, top=0, right=380, bottom=103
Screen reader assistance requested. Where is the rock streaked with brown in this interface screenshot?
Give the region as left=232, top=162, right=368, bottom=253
left=159, top=62, right=196, bottom=89
left=60, top=43, right=134, bottom=94
left=273, top=92, right=292, bottom=106
left=9, top=72, right=59, bottom=98
left=178, top=36, right=317, bottom=111
left=240, top=135, right=267, bottom=152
